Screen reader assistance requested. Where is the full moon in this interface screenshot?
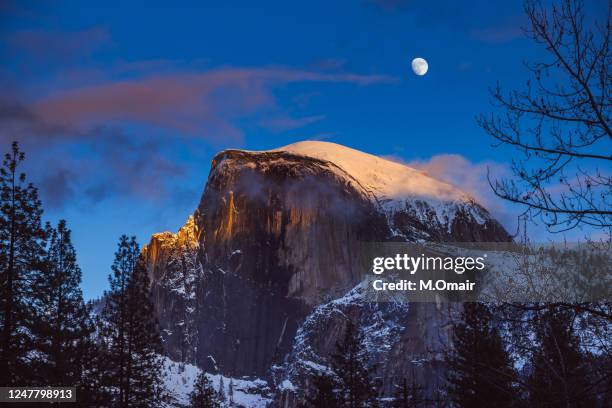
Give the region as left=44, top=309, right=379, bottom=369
left=411, top=57, right=428, bottom=76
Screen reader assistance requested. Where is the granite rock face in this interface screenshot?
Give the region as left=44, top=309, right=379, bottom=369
left=142, top=216, right=201, bottom=363
left=143, top=142, right=511, bottom=405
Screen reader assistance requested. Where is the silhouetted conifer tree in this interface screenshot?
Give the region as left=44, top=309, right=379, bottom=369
left=527, top=306, right=594, bottom=407
left=228, top=378, right=234, bottom=405
left=190, top=372, right=219, bottom=408
left=301, top=373, right=341, bottom=408
left=217, top=376, right=226, bottom=403
left=0, top=141, right=46, bottom=385
left=124, top=256, right=164, bottom=406
left=29, top=220, right=93, bottom=388
left=79, top=325, right=112, bottom=406
left=331, top=320, right=378, bottom=408
left=446, top=302, right=520, bottom=408
left=99, top=235, right=137, bottom=405
left=392, top=375, right=423, bottom=408
left=99, top=236, right=164, bottom=407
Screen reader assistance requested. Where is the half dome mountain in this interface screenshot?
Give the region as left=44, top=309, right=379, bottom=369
left=142, top=140, right=511, bottom=405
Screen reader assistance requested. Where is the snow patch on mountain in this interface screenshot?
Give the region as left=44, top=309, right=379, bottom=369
left=276, top=283, right=408, bottom=401
left=271, top=141, right=493, bottom=237
left=162, top=357, right=272, bottom=408
left=210, top=141, right=509, bottom=242
left=273, top=141, right=469, bottom=201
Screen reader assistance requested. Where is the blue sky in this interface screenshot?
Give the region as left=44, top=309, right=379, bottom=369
left=0, top=0, right=605, bottom=299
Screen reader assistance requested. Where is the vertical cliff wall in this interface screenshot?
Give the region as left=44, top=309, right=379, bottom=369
left=191, top=150, right=390, bottom=376
left=144, top=141, right=512, bottom=404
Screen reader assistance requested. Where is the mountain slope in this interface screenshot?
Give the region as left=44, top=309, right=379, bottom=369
left=272, top=141, right=509, bottom=242
left=143, top=141, right=511, bottom=406
left=274, top=140, right=470, bottom=203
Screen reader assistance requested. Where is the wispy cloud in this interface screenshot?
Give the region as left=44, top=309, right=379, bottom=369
left=25, top=67, right=394, bottom=142
left=1, top=58, right=395, bottom=209
left=387, top=153, right=518, bottom=231
left=0, top=20, right=396, bottom=210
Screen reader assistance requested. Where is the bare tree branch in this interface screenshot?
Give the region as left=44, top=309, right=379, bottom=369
left=479, top=0, right=612, bottom=233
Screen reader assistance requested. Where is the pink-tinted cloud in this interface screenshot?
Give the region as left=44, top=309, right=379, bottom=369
left=31, top=67, right=394, bottom=142
left=0, top=23, right=395, bottom=209
left=0, top=65, right=394, bottom=209
left=407, top=154, right=507, bottom=207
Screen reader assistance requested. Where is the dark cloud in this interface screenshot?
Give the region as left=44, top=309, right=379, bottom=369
left=0, top=64, right=394, bottom=202
left=0, top=99, right=70, bottom=141
left=470, top=15, right=525, bottom=43
left=0, top=116, right=189, bottom=209
left=4, top=26, right=110, bottom=63
left=39, top=168, right=76, bottom=209
left=368, top=0, right=525, bottom=44
left=1, top=66, right=393, bottom=147
left=84, top=183, right=112, bottom=203
left=88, top=131, right=186, bottom=201
left=0, top=61, right=394, bottom=209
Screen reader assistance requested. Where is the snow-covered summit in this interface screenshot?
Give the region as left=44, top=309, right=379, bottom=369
left=210, top=140, right=509, bottom=242
left=272, top=140, right=472, bottom=204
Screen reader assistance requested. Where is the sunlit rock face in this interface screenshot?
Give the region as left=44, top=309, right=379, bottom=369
left=198, top=149, right=390, bottom=305
left=142, top=216, right=201, bottom=363
left=144, top=141, right=512, bottom=401
left=190, top=149, right=390, bottom=376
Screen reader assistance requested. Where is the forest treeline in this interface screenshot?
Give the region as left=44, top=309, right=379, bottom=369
left=0, top=142, right=249, bottom=408
left=302, top=300, right=611, bottom=408
left=0, top=142, right=167, bottom=406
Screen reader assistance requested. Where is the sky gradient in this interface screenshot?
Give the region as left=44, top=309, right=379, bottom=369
left=1, top=0, right=606, bottom=299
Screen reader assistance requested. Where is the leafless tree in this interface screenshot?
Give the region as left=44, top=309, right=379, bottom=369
left=478, top=0, right=611, bottom=235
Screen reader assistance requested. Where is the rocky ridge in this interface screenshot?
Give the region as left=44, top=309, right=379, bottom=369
left=143, top=141, right=511, bottom=406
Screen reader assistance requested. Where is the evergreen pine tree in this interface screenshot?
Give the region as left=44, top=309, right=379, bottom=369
left=301, top=373, right=341, bottom=408
left=99, top=236, right=165, bottom=407
left=527, top=306, right=594, bottom=407
left=0, top=141, right=46, bottom=385
left=330, top=320, right=378, bottom=408
left=124, top=256, right=164, bottom=406
left=228, top=378, right=234, bottom=406
left=217, top=376, right=226, bottom=403
left=79, top=323, right=112, bottom=406
left=445, top=302, right=520, bottom=408
left=99, top=235, right=137, bottom=405
left=392, top=375, right=423, bottom=408
left=190, top=372, right=219, bottom=408
left=30, top=220, right=94, bottom=388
